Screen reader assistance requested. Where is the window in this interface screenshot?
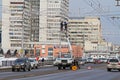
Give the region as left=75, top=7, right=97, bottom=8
left=48, top=48, right=53, bottom=56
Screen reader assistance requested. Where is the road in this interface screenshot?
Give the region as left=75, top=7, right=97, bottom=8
left=0, top=63, right=120, bottom=80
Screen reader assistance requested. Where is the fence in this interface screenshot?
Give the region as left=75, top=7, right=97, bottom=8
left=0, top=57, right=17, bottom=67
left=2, top=61, right=14, bottom=66
left=0, top=58, right=54, bottom=69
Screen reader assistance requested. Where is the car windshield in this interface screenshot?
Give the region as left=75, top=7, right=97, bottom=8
left=29, top=59, right=35, bottom=62
left=109, top=59, right=119, bottom=62
left=58, top=54, right=72, bottom=58
left=15, top=59, right=26, bottom=63
left=88, top=58, right=92, bottom=60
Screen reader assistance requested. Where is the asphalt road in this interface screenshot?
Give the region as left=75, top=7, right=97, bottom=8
left=0, top=63, right=120, bottom=80
left=14, top=69, right=120, bottom=80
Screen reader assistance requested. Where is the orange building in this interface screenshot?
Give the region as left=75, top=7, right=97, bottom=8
left=34, top=44, right=83, bottom=59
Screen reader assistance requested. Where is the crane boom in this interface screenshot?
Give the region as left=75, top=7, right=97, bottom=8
left=65, top=32, right=73, bottom=58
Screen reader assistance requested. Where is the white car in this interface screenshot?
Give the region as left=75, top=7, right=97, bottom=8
left=107, top=58, right=120, bottom=71
left=29, top=58, right=39, bottom=69
left=87, top=58, right=94, bottom=63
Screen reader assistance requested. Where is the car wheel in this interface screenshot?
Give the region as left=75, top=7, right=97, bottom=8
left=107, top=68, right=111, bottom=72
left=35, top=65, right=38, bottom=69
left=23, top=66, right=27, bottom=71
left=78, top=65, right=80, bottom=69
left=17, top=69, right=20, bottom=72
left=58, top=66, right=61, bottom=70
left=28, top=66, right=31, bottom=71
left=12, top=68, right=15, bottom=72
left=33, top=65, right=35, bottom=69
left=118, top=69, right=120, bottom=72
left=63, top=67, right=66, bottom=69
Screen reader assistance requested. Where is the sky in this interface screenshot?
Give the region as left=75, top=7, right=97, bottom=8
left=0, top=0, right=120, bottom=45
left=0, top=0, right=1, bottom=19
left=69, top=0, right=120, bottom=45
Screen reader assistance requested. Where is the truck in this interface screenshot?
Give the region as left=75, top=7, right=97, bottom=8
left=54, top=53, right=74, bottom=69
left=53, top=22, right=80, bottom=70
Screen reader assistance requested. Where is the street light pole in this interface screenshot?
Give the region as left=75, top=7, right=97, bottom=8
left=21, top=4, right=25, bottom=57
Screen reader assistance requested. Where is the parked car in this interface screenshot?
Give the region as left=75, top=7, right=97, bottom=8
left=86, top=58, right=94, bottom=63
left=107, top=58, right=120, bottom=72
left=99, top=58, right=107, bottom=63
left=29, top=58, right=39, bottom=69
left=94, top=58, right=101, bottom=64
left=12, top=58, right=31, bottom=72
left=79, top=59, right=87, bottom=66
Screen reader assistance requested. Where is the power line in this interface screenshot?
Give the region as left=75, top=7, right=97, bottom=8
left=84, top=0, right=120, bottom=29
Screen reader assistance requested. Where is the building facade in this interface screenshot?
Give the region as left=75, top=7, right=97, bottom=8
left=2, top=0, right=39, bottom=52
left=0, top=20, right=1, bottom=46
left=34, top=44, right=83, bottom=59
left=2, top=0, right=69, bottom=56
left=68, top=17, right=102, bottom=47
left=39, top=0, right=69, bottom=43
left=30, top=0, right=40, bottom=42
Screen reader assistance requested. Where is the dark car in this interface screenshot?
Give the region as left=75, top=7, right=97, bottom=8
left=12, top=58, right=31, bottom=72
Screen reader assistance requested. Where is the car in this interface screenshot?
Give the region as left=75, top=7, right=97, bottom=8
left=107, top=58, right=120, bottom=72
left=86, top=58, right=94, bottom=63
left=99, top=58, right=107, bottom=63
left=78, top=59, right=87, bottom=66
left=53, top=53, right=76, bottom=70
left=12, top=58, right=31, bottom=72
left=94, top=58, right=101, bottom=64
left=29, top=58, right=39, bottom=69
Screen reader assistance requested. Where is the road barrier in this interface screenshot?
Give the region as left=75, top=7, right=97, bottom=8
left=0, top=59, right=54, bottom=71
left=2, top=61, right=14, bottom=66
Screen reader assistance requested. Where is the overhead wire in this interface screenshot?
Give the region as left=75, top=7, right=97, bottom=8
left=84, top=0, right=120, bottom=33
left=84, top=0, right=120, bottom=45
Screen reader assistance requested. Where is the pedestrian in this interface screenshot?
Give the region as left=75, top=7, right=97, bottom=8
left=41, top=58, right=45, bottom=66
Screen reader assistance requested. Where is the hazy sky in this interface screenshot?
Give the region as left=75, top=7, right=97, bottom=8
left=0, top=0, right=1, bottom=19
left=69, top=0, right=120, bottom=45
left=0, top=0, right=120, bottom=45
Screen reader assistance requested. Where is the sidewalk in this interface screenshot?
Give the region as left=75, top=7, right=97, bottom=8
left=0, top=66, right=12, bottom=69
left=0, top=65, right=53, bottom=70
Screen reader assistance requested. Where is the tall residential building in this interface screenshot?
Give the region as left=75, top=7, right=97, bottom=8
left=2, top=0, right=39, bottom=51
left=39, top=0, right=69, bottom=44
left=68, top=17, right=102, bottom=47
left=0, top=20, right=1, bottom=46
left=30, top=0, right=39, bottom=42
left=2, top=0, right=69, bottom=52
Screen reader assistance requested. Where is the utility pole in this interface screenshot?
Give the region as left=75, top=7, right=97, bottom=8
left=82, top=33, right=85, bottom=58
left=21, top=3, right=25, bottom=57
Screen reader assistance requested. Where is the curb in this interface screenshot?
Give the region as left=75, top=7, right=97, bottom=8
left=0, top=65, right=53, bottom=71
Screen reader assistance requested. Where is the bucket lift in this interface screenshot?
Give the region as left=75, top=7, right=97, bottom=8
left=53, top=21, right=80, bottom=70
left=60, top=21, right=73, bottom=58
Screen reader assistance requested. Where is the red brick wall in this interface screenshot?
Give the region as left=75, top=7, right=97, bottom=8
left=34, top=44, right=83, bottom=58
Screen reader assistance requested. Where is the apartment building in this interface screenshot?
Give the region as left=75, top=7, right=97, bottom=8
left=68, top=17, right=102, bottom=47
left=30, top=0, right=39, bottom=42
left=0, top=20, right=1, bottom=46
left=2, top=0, right=37, bottom=52
left=32, top=0, right=70, bottom=58
left=2, top=0, right=69, bottom=55
left=39, top=0, right=69, bottom=43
